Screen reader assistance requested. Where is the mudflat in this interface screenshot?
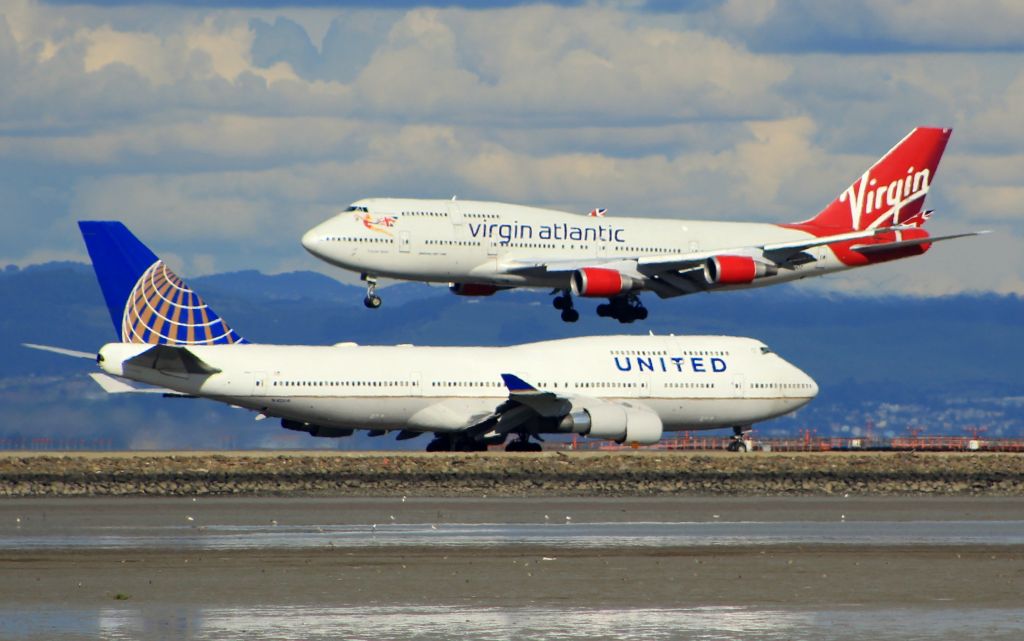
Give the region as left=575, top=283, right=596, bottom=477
left=1, top=496, right=1022, bottom=609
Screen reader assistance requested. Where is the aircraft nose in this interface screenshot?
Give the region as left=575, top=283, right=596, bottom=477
left=301, top=225, right=325, bottom=257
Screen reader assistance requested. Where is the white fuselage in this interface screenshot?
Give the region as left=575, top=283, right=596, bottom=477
left=98, top=335, right=817, bottom=437
left=301, top=198, right=843, bottom=292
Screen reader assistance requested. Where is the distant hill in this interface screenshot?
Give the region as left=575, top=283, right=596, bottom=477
left=3, top=262, right=1022, bottom=449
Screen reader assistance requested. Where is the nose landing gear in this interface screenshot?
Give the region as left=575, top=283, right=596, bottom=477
left=362, top=274, right=382, bottom=309
left=727, top=426, right=753, bottom=452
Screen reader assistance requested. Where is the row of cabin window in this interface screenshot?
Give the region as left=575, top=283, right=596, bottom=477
left=752, top=382, right=814, bottom=389
left=426, top=240, right=480, bottom=246
left=402, top=211, right=448, bottom=217
left=665, top=382, right=715, bottom=389
left=610, top=349, right=730, bottom=357
left=274, top=381, right=409, bottom=387
left=326, top=236, right=393, bottom=244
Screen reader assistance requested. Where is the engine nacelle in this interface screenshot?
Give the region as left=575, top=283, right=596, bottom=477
left=554, top=402, right=663, bottom=445
left=703, top=255, right=778, bottom=285
left=570, top=268, right=637, bottom=297
left=281, top=419, right=353, bottom=438
left=449, top=282, right=501, bottom=296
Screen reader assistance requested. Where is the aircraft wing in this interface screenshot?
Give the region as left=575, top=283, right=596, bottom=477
left=500, top=227, right=902, bottom=277
left=464, top=374, right=571, bottom=438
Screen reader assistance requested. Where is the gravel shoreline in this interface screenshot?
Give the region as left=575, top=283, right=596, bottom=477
left=2, top=451, right=1023, bottom=497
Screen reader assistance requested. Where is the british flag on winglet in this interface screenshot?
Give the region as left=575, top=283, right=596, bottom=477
left=588, top=208, right=607, bottom=217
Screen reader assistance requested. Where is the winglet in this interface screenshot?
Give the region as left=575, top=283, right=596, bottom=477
left=501, top=373, right=539, bottom=394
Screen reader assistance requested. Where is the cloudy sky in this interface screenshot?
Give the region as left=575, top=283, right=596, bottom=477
left=1, top=0, right=1022, bottom=295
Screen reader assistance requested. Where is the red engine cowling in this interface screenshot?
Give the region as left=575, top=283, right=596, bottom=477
left=703, top=255, right=776, bottom=285
left=570, top=268, right=636, bottom=297
left=449, top=283, right=500, bottom=296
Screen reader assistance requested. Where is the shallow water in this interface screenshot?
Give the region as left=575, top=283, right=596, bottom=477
left=4, top=519, right=1024, bottom=551
left=5, top=605, right=1024, bottom=641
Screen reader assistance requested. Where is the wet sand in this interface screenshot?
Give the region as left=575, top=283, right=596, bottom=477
left=2, top=497, right=1023, bottom=610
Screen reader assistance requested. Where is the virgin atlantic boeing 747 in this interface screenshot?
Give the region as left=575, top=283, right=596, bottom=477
left=302, top=127, right=985, bottom=323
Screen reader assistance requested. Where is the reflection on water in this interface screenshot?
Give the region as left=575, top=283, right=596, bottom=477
left=4, top=520, right=1024, bottom=551
left=4, top=605, right=1023, bottom=641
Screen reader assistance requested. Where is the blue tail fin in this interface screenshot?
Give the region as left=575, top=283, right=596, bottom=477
left=79, top=221, right=246, bottom=345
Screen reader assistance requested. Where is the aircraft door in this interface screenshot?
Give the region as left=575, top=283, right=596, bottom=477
left=399, top=231, right=411, bottom=253
left=447, top=201, right=464, bottom=225
left=638, top=373, right=651, bottom=398
left=732, top=374, right=746, bottom=398
left=250, top=371, right=267, bottom=396
left=814, top=246, right=828, bottom=270
left=409, top=372, right=421, bottom=397
left=688, top=240, right=700, bottom=254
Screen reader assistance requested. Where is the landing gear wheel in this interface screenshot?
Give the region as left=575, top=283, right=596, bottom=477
left=426, top=436, right=451, bottom=452
left=506, top=437, right=542, bottom=452
left=728, top=426, right=752, bottom=453
left=604, top=294, right=648, bottom=323
left=553, top=290, right=578, bottom=322
left=362, top=274, right=381, bottom=309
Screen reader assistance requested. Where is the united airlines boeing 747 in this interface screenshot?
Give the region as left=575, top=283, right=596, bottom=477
left=303, top=127, right=984, bottom=323
left=28, top=222, right=817, bottom=452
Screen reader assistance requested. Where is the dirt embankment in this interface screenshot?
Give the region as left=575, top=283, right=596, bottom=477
left=1, top=451, right=1023, bottom=497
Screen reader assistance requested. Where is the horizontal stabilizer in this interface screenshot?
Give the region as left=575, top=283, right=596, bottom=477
left=124, top=344, right=221, bottom=375
left=88, top=372, right=174, bottom=395
left=23, top=343, right=95, bottom=360
left=851, top=230, right=989, bottom=254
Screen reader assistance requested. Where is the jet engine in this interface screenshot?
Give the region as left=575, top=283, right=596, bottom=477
left=570, top=268, right=637, bottom=297
left=281, top=419, right=353, bottom=438
left=554, top=401, right=663, bottom=445
left=703, top=255, right=778, bottom=285
left=449, top=283, right=501, bottom=296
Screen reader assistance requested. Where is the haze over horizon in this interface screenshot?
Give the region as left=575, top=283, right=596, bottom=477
left=1, top=0, right=1021, bottom=296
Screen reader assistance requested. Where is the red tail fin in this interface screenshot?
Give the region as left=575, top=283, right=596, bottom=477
left=796, top=127, right=951, bottom=232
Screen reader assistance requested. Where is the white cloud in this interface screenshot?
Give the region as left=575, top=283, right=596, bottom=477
left=0, top=0, right=1020, bottom=295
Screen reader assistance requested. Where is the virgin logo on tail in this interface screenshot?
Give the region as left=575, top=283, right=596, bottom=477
left=793, top=127, right=951, bottom=232
left=839, top=165, right=931, bottom=230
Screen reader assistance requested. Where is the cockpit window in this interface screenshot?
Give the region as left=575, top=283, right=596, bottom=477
left=760, top=346, right=772, bottom=354
left=345, top=205, right=369, bottom=213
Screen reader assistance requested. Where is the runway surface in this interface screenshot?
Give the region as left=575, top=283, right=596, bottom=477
left=2, top=497, right=1023, bottom=640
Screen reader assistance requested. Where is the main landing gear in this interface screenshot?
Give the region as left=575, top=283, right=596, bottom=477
left=362, top=274, right=382, bottom=309
left=552, top=291, right=580, bottom=323
left=727, top=426, right=753, bottom=452
left=596, top=294, right=648, bottom=324
left=505, top=433, right=543, bottom=452
left=425, top=433, right=488, bottom=452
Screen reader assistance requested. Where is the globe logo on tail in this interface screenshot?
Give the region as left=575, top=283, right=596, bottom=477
left=121, top=261, right=244, bottom=345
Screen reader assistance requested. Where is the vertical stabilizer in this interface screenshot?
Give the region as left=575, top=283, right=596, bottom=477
left=79, top=221, right=246, bottom=345
left=795, top=127, right=951, bottom=231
